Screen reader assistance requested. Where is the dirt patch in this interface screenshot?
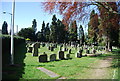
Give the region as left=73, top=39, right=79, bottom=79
left=88, top=56, right=113, bottom=79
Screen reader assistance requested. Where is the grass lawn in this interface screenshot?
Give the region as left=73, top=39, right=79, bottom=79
left=2, top=43, right=119, bottom=80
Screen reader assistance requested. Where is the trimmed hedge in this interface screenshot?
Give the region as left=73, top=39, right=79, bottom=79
left=1, top=35, right=25, bottom=53
left=1, top=35, right=25, bottom=66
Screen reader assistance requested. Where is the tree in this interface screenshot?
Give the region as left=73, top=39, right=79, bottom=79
left=18, top=27, right=36, bottom=41
left=45, top=23, right=50, bottom=42
left=57, top=19, right=66, bottom=43
left=42, top=2, right=119, bottom=24
left=32, top=19, right=37, bottom=33
left=36, top=31, right=43, bottom=42
left=69, top=20, right=78, bottom=41
left=42, top=1, right=119, bottom=50
left=41, top=21, right=46, bottom=42
left=79, top=25, right=84, bottom=45
left=88, top=10, right=99, bottom=45
left=2, top=21, right=8, bottom=35
left=50, top=15, right=58, bottom=43
left=98, top=2, right=119, bottom=51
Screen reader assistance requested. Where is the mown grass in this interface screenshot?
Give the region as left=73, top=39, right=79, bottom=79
left=3, top=44, right=119, bottom=80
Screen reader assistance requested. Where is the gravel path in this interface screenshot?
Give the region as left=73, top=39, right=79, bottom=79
left=89, top=56, right=113, bottom=79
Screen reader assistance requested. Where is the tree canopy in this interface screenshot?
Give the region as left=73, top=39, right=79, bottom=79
left=2, top=21, right=8, bottom=35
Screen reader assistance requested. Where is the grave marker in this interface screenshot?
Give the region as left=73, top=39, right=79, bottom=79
left=58, top=51, right=64, bottom=60
left=66, top=54, right=70, bottom=59
left=32, top=43, right=38, bottom=56
left=39, top=54, right=47, bottom=62
left=50, top=54, right=56, bottom=61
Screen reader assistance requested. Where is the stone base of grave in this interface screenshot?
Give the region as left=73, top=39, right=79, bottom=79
left=86, top=53, right=102, bottom=57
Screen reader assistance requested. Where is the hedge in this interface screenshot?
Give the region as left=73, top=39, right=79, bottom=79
left=1, top=35, right=25, bottom=66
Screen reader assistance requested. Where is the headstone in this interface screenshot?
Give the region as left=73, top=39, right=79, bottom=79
left=60, top=46, right=62, bottom=51
left=66, top=54, right=70, bottom=59
left=39, top=54, right=47, bottom=62
left=58, top=51, right=64, bottom=60
left=68, top=49, right=71, bottom=54
left=50, top=54, right=56, bottom=61
left=55, top=44, right=57, bottom=48
left=51, top=47, right=54, bottom=51
left=27, top=47, right=33, bottom=53
left=92, top=48, right=96, bottom=54
left=48, top=46, right=51, bottom=50
left=38, top=42, right=40, bottom=48
left=86, top=49, right=90, bottom=54
left=32, top=43, right=38, bottom=56
left=75, top=49, right=82, bottom=58
left=42, top=43, right=45, bottom=47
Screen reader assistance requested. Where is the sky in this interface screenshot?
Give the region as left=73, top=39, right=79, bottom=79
left=0, top=2, right=63, bottom=33
left=0, top=2, right=88, bottom=34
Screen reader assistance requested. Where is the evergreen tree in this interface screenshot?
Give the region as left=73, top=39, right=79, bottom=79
left=45, top=23, right=50, bottom=42
left=2, top=21, right=8, bottom=35
left=32, top=19, right=37, bottom=33
left=36, top=31, right=43, bottom=42
left=57, top=19, right=66, bottom=43
left=41, top=21, right=46, bottom=42
left=88, top=10, right=99, bottom=45
left=18, top=27, right=36, bottom=41
left=79, top=25, right=84, bottom=45
left=50, top=15, right=57, bottom=43
left=69, top=20, right=78, bottom=42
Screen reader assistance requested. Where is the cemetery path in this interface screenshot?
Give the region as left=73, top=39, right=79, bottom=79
left=89, top=56, right=113, bottom=79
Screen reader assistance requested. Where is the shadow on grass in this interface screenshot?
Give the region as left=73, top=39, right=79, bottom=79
left=2, top=43, right=27, bottom=80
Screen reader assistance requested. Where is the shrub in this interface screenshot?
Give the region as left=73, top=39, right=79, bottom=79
left=1, top=35, right=25, bottom=66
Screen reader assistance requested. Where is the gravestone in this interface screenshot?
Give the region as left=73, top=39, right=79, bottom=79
left=50, top=54, right=56, bottom=61
left=92, top=48, right=96, bottom=54
left=55, top=44, right=57, bottom=48
left=39, top=54, right=47, bottom=62
left=75, top=49, right=82, bottom=58
left=66, top=54, right=70, bottom=59
left=48, top=46, right=51, bottom=50
left=38, top=42, right=40, bottom=48
left=68, top=49, right=71, bottom=54
left=42, top=43, right=45, bottom=47
left=32, top=43, right=38, bottom=56
left=59, top=51, right=64, bottom=60
left=51, top=47, right=54, bottom=51
left=59, top=46, right=62, bottom=51
left=86, top=49, right=90, bottom=54
left=28, top=47, right=33, bottom=53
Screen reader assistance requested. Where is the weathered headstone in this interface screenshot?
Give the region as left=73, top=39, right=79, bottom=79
left=86, top=49, right=90, bottom=54
left=42, top=43, right=45, bottom=47
left=32, top=43, right=38, bottom=56
left=59, top=46, right=62, bottom=51
left=75, top=49, right=82, bottom=58
left=66, top=54, right=70, bottom=59
left=39, top=54, right=47, bottom=62
left=92, top=48, right=96, bottom=54
left=50, top=54, right=56, bottom=61
left=51, top=47, right=54, bottom=51
left=68, top=49, right=71, bottom=54
left=55, top=44, right=57, bottom=48
left=48, top=46, right=51, bottom=50
left=38, top=42, right=40, bottom=48
left=58, top=51, right=64, bottom=60
left=27, top=47, right=33, bottom=53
